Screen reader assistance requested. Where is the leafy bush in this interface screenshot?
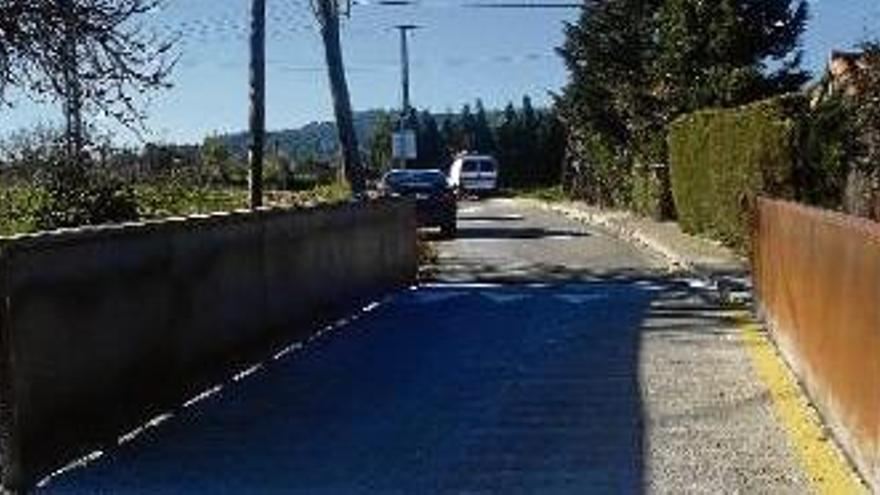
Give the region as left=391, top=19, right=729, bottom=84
left=801, top=98, right=853, bottom=210
left=0, top=183, right=45, bottom=236
left=565, top=132, right=631, bottom=208
left=629, top=128, right=676, bottom=220
left=34, top=163, right=140, bottom=231
left=668, top=95, right=804, bottom=249
left=848, top=43, right=880, bottom=219
left=135, top=183, right=247, bottom=219
left=630, top=165, right=675, bottom=220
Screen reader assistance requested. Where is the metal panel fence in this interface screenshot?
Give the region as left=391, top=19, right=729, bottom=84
left=753, top=198, right=879, bottom=490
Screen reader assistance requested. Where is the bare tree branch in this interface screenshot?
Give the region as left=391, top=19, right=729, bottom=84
left=0, top=0, right=177, bottom=133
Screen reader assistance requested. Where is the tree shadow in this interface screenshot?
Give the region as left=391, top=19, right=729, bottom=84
left=42, top=263, right=741, bottom=494
left=449, top=227, right=591, bottom=241
left=458, top=215, right=525, bottom=222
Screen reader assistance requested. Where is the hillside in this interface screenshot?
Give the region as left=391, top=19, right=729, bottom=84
left=214, top=108, right=500, bottom=162
left=216, top=110, right=388, bottom=161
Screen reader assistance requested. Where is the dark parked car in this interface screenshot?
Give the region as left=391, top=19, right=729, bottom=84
left=380, top=169, right=457, bottom=237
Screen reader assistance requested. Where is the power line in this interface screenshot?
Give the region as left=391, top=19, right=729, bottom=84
left=464, top=2, right=580, bottom=8
left=351, top=0, right=580, bottom=8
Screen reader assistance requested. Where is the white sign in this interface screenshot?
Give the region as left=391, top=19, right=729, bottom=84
left=392, top=130, right=417, bottom=160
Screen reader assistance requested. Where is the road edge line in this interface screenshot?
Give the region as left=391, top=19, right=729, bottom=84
left=734, top=311, right=867, bottom=494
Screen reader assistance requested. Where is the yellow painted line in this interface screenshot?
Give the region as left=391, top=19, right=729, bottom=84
left=735, top=312, right=867, bottom=494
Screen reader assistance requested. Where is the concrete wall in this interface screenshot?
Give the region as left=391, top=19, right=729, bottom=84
left=753, top=198, right=879, bottom=491
left=0, top=199, right=417, bottom=491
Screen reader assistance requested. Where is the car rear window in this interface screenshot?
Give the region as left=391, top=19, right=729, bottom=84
left=462, top=161, right=480, bottom=173
left=479, top=161, right=497, bottom=173
left=384, top=170, right=448, bottom=189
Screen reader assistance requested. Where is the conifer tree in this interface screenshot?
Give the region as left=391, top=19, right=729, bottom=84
left=474, top=99, right=497, bottom=154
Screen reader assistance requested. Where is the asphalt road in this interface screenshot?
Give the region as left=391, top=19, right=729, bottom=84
left=42, top=199, right=808, bottom=494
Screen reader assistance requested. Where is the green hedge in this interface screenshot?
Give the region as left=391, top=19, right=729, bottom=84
left=668, top=95, right=805, bottom=249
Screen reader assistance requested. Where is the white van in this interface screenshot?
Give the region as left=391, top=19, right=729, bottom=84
left=449, top=154, right=499, bottom=196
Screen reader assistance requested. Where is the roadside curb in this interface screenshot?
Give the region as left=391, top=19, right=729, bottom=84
left=517, top=198, right=752, bottom=306
left=519, top=197, right=868, bottom=492
left=736, top=313, right=869, bottom=494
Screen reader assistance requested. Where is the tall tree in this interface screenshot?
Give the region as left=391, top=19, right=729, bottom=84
left=440, top=117, right=459, bottom=157
left=474, top=99, right=496, bottom=154
left=557, top=0, right=809, bottom=207
left=0, top=0, right=176, bottom=152
left=844, top=42, right=880, bottom=218
left=535, top=110, right=567, bottom=186
left=519, top=95, right=540, bottom=175
left=416, top=110, right=446, bottom=169
left=558, top=0, right=662, bottom=151
left=459, top=104, right=476, bottom=152
left=496, top=102, right=522, bottom=185
left=654, top=0, right=809, bottom=115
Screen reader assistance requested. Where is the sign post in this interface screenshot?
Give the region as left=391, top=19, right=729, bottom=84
left=392, top=129, right=417, bottom=167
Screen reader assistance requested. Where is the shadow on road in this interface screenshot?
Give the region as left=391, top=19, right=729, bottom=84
left=458, top=215, right=525, bottom=222
left=449, top=227, right=590, bottom=241
left=432, top=257, right=664, bottom=284
left=42, top=266, right=734, bottom=494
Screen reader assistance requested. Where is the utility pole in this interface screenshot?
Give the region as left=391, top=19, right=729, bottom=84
left=394, top=24, right=419, bottom=169
left=396, top=24, right=418, bottom=115
left=248, top=0, right=266, bottom=209
left=314, top=0, right=367, bottom=196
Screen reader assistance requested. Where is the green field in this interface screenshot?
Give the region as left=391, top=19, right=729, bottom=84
left=0, top=181, right=351, bottom=238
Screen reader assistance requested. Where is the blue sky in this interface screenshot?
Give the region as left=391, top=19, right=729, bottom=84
left=3, top=0, right=879, bottom=144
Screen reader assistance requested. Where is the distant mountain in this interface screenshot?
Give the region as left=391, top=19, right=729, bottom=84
left=213, top=108, right=508, bottom=162
left=216, top=110, right=389, bottom=162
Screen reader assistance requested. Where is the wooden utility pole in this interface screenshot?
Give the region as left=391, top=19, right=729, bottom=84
left=249, top=0, right=266, bottom=209
left=394, top=24, right=419, bottom=169
left=395, top=25, right=419, bottom=116
left=314, top=0, right=366, bottom=196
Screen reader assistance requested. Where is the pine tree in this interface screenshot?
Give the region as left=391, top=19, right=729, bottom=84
left=497, top=102, right=523, bottom=186
left=519, top=96, right=541, bottom=183
left=654, top=0, right=809, bottom=115
left=474, top=99, right=497, bottom=154
left=535, top=111, right=567, bottom=186
left=440, top=117, right=459, bottom=157
left=558, top=0, right=662, bottom=150
left=416, top=110, right=446, bottom=169
left=459, top=104, right=477, bottom=152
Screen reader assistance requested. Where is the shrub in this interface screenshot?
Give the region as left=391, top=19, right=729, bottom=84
left=801, top=97, right=853, bottom=210
left=34, top=162, right=140, bottom=231
left=630, top=165, right=674, bottom=220
left=668, top=95, right=805, bottom=249
left=0, top=183, right=45, bottom=236
left=565, top=132, right=631, bottom=208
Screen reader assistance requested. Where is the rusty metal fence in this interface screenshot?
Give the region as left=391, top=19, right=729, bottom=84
left=753, top=198, right=879, bottom=489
